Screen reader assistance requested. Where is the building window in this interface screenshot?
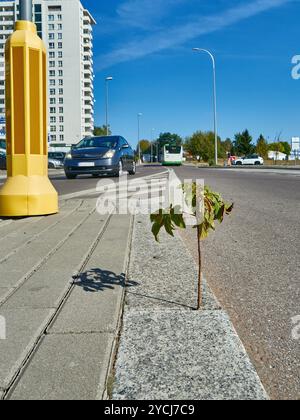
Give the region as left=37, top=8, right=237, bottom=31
left=48, top=15, right=55, bottom=21
left=57, top=14, right=62, bottom=21
left=50, top=98, right=56, bottom=105
left=49, top=61, right=55, bottom=68
left=59, top=135, right=64, bottom=141
left=59, top=126, right=64, bottom=132
left=58, top=61, right=63, bottom=67
left=35, top=13, right=42, bottom=23
left=48, top=24, right=55, bottom=30
left=50, top=80, right=56, bottom=86
left=50, top=126, right=56, bottom=132
left=50, top=107, right=56, bottom=114
left=58, top=33, right=62, bottom=40
left=49, top=33, right=55, bottom=40
left=59, top=80, right=63, bottom=86
left=49, top=52, right=55, bottom=58
left=50, top=116, right=56, bottom=123
left=59, top=98, right=63, bottom=104
left=59, top=89, right=63, bottom=95
left=58, top=24, right=63, bottom=30
left=49, top=42, right=55, bottom=49
left=59, top=107, right=64, bottom=114
left=58, top=51, right=63, bottom=58
left=50, top=135, right=57, bottom=141
left=48, top=6, right=62, bottom=11
left=58, top=42, right=62, bottom=49
left=50, top=89, right=56, bottom=95
left=58, top=70, right=63, bottom=76
left=49, top=70, right=55, bottom=77
left=59, top=116, right=64, bottom=123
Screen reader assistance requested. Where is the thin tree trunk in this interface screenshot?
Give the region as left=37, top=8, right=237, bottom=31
left=196, top=225, right=202, bottom=310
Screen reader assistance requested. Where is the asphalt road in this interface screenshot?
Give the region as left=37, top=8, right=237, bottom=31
left=175, top=166, right=300, bottom=400
left=0, top=165, right=165, bottom=197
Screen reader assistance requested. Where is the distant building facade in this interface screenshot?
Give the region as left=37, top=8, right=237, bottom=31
left=0, top=0, right=96, bottom=146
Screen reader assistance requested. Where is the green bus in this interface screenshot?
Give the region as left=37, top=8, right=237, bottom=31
left=162, top=144, right=183, bottom=166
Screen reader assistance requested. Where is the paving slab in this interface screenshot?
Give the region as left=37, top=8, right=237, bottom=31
left=0, top=200, right=80, bottom=262
left=3, top=210, right=108, bottom=309
left=0, top=216, right=42, bottom=239
left=0, top=288, right=11, bottom=301
left=0, top=201, right=94, bottom=289
left=0, top=307, right=55, bottom=390
left=0, top=204, right=133, bottom=399
left=8, top=332, right=114, bottom=400
left=49, top=214, right=132, bottom=334
left=113, top=309, right=268, bottom=400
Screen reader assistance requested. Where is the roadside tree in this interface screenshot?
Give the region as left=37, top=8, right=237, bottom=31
left=150, top=184, right=233, bottom=310
left=94, top=125, right=111, bottom=136
left=256, top=134, right=269, bottom=159
left=185, top=131, right=224, bottom=162
left=234, top=130, right=254, bottom=156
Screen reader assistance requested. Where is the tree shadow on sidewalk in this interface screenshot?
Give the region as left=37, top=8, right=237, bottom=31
left=73, top=268, right=139, bottom=293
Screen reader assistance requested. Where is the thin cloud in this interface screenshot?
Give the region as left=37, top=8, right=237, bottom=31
left=95, top=0, right=294, bottom=71
left=116, top=0, right=187, bottom=29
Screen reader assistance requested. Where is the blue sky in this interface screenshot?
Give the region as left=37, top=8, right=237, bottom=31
left=82, top=0, right=300, bottom=147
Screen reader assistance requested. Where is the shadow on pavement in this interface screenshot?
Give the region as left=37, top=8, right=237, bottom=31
left=73, top=268, right=139, bottom=293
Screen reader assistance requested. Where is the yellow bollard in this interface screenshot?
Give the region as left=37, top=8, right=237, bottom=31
left=0, top=20, right=58, bottom=217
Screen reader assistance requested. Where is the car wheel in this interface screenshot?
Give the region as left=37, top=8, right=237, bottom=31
left=65, top=172, right=77, bottom=179
left=129, top=161, right=136, bottom=175
left=236, top=162, right=242, bottom=166
left=48, top=163, right=55, bottom=169
left=255, top=161, right=261, bottom=165
left=115, top=160, right=123, bottom=177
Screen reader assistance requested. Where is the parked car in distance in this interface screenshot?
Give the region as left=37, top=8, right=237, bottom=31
left=48, top=152, right=66, bottom=169
left=48, top=158, right=64, bottom=169
left=0, top=151, right=6, bottom=170
left=64, top=136, right=136, bottom=179
left=0, top=139, right=6, bottom=154
left=234, top=154, right=264, bottom=166
left=48, top=152, right=66, bottom=163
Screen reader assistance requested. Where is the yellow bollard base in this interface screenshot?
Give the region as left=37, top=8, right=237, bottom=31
left=0, top=175, right=58, bottom=217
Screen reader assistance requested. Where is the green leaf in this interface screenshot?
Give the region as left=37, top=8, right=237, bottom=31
left=152, top=222, right=162, bottom=242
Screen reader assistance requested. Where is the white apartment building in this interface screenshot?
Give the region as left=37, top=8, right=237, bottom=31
left=0, top=0, right=96, bottom=146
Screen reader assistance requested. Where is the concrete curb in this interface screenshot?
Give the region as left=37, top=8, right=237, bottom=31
left=112, top=214, right=269, bottom=400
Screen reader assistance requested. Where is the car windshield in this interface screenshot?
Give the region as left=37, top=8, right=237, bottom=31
left=245, top=155, right=258, bottom=159
left=74, top=137, right=119, bottom=149
left=165, top=145, right=182, bottom=154
left=49, top=153, right=65, bottom=159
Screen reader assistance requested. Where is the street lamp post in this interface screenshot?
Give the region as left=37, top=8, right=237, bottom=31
left=105, top=76, right=113, bottom=135
left=193, top=48, right=218, bottom=166
left=150, top=128, right=155, bottom=163
left=137, top=113, right=142, bottom=164
left=20, top=0, right=32, bottom=20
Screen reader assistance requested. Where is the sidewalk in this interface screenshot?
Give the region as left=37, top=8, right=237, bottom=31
left=0, top=197, right=132, bottom=400
left=0, top=172, right=269, bottom=400
left=112, top=215, right=269, bottom=400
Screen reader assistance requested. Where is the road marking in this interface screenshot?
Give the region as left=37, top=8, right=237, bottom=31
left=59, top=169, right=169, bottom=200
